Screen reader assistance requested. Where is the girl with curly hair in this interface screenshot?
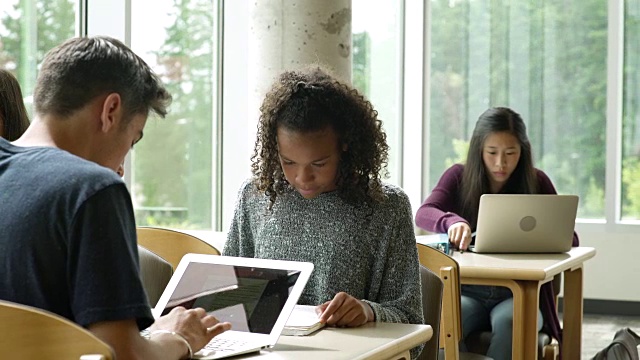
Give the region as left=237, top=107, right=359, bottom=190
left=415, top=107, right=579, bottom=359
left=224, top=66, right=423, bottom=339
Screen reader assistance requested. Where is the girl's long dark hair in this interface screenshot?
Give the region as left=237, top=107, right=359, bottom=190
left=460, top=107, right=538, bottom=227
left=0, top=69, right=30, bottom=140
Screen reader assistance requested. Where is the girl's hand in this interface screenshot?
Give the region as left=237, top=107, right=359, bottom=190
left=448, top=222, right=472, bottom=250
left=315, top=292, right=374, bottom=327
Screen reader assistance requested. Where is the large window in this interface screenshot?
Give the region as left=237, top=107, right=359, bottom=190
left=428, top=0, right=608, bottom=219
left=622, top=0, right=640, bottom=221
left=0, top=0, right=77, bottom=111
left=130, top=0, right=218, bottom=230
left=11, top=1, right=633, bottom=230
left=352, top=0, right=403, bottom=185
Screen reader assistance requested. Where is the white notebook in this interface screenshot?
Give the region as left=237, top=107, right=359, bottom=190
left=282, top=305, right=325, bottom=336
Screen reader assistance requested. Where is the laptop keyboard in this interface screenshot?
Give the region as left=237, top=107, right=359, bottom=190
left=141, top=329, right=253, bottom=357
left=202, top=337, right=250, bottom=352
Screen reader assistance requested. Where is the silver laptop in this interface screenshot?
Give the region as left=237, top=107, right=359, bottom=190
left=468, top=194, right=578, bottom=253
left=150, top=254, right=314, bottom=359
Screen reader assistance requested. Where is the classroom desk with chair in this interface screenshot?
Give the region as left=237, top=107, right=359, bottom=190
left=230, top=322, right=432, bottom=360
left=178, top=231, right=432, bottom=359
left=443, top=245, right=596, bottom=360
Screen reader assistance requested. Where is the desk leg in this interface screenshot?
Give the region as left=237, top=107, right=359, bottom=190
left=464, top=278, right=541, bottom=360
left=562, top=266, right=583, bottom=360
left=511, top=280, right=541, bottom=360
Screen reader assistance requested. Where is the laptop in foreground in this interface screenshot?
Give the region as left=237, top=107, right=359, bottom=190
left=468, top=194, right=578, bottom=253
left=150, top=254, right=314, bottom=359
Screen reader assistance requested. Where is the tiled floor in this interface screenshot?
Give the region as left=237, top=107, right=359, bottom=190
left=579, top=313, right=640, bottom=359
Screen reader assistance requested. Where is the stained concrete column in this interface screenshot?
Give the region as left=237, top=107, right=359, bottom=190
left=247, top=0, right=352, bottom=144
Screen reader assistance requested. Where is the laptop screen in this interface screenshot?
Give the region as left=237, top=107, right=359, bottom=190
left=157, top=261, right=302, bottom=335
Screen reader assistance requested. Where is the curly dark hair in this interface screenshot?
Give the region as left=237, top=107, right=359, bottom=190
left=252, top=66, right=389, bottom=208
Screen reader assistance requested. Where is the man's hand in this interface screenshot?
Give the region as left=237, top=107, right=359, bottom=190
left=150, top=307, right=231, bottom=353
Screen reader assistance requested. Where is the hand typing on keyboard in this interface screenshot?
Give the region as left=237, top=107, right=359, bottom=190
left=448, top=222, right=472, bottom=251
left=147, top=306, right=232, bottom=358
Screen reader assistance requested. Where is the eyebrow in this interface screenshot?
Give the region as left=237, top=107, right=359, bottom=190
left=280, top=154, right=332, bottom=163
left=485, top=145, right=517, bottom=149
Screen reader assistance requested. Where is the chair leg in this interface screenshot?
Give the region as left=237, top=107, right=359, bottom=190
left=543, top=343, right=559, bottom=360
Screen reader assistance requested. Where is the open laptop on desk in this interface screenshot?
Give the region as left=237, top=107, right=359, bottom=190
left=467, top=194, right=578, bottom=253
left=148, top=254, right=314, bottom=359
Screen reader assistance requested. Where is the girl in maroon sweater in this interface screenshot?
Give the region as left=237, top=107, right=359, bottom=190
left=415, top=107, right=578, bottom=359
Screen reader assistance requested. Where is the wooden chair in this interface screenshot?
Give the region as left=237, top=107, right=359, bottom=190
left=416, top=243, right=491, bottom=360
left=138, top=245, right=174, bottom=307
left=418, top=265, right=443, bottom=360
left=136, top=226, right=221, bottom=270
left=0, top=300, right=114, bottom=360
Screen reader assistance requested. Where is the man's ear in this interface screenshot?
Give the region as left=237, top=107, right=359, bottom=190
left=99, top=93, right=123, bottom=133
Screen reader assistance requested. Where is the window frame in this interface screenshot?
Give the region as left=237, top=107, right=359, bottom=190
left=83, top=0, right=639, bottom=233
left=407, top=0, right=637, bottom=234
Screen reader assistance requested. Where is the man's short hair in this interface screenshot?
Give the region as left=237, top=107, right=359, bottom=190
left=34, top=36, right=171, bottom=120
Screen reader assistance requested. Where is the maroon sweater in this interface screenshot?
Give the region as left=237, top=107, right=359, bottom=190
left=415, top=164, right=579, bottom=345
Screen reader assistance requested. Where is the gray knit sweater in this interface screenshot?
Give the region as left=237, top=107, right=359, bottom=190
left=223, top=179, right=424, bottom=327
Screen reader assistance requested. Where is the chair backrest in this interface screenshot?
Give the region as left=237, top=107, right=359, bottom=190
left=417, top=243, right=462, bottom=360
left=138, top=245, right=174, bottom=307
left=0, top=300, right=114, bottom=360
left=136, top=226, right=221, bottom=270
left=418, top=265, right=443, bottom=360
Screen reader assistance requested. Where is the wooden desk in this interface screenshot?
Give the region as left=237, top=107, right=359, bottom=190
left=450, top=247, right=596, bottom=360
left=233, top=323, right=432, bottom=360
left=192, top=232, right=431, bottom=358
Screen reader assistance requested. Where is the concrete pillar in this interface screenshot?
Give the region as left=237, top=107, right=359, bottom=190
left=248, top=0, right=352, bottom=146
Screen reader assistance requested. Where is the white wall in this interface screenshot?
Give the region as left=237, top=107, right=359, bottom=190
left=576, top=225, right=640, bottom=302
